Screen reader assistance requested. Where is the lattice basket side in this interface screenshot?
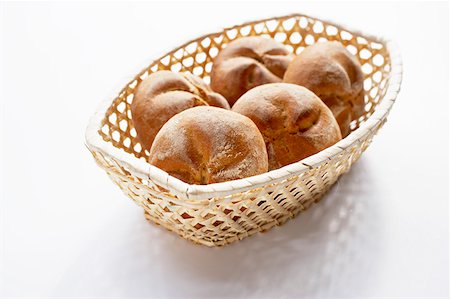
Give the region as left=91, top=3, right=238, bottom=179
left=89, top=118, right=383, bottom=246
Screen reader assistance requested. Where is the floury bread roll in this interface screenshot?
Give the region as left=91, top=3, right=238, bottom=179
left=210, top=36, right=292, bottom=106
left=232, top=83, right=342, bottom=170
left=284, top=41, right=365, bottom=136
left=149, top=106, right=268, bottom=185
left=131, top=71, right=229, bottom=151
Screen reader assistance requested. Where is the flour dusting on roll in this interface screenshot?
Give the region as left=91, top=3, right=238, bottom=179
left=149, top=106, right=268, bottom=184
left=232, top=83, right=342, bottom=170
left=131, top=71, right=229, bottom=151
left=284, top=41, right=365, bottom=136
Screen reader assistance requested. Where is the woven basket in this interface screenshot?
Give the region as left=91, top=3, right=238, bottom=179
left=85, top=13, right=402, bottom=247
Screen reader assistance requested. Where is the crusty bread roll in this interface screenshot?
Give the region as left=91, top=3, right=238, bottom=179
left=284, top=41, right=365, bottom=137
left=210, top=36, right=292, bottom=106
left=232, top=83, right=342, bottom=170
left=131, top=71, right=230, bottom=151
left=149, top=106, right=268, bottom=185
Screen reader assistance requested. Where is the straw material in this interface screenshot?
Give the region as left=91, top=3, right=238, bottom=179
left=85, top=13, right=402, bottom=246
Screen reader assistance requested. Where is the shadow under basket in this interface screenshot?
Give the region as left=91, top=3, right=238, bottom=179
left=85, top=13, right=402, bottom=247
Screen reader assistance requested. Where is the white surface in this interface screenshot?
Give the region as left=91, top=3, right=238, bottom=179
left=1, top=2, right=448, bottom=298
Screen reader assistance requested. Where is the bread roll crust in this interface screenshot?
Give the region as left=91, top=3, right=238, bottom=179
left=131, top=71, right=229, bottom=151
left=210, top=37, right=292, bottom=106
left=149, top=106, right=268, bottom=185
left=284, top=41, right=365, bottom=136
left=232, top=83, right=342, bottom=170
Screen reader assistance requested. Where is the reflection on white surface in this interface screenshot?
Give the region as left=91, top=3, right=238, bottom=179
left=53, top=159, right=384, bottom=298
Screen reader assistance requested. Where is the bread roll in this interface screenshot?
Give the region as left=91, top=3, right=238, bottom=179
left=149, top=106, right=268, bottom=184
left=284, top=41, right=365, bottom=136
left=130, top=71, right=229, bottom=151
left=232, top=83, right=342, bottom=170
left=210, top=36, right=292, bottom=106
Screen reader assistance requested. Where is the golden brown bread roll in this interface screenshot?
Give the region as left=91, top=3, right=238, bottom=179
left=283, top=41, right=365, bottom=137
left=210, top=36, right=292, bottom=106
left=232, top=83, right=342, bottom=170
left=149, top=106, right=268, bottom=184
left=131, top=71, right=229, bottom=151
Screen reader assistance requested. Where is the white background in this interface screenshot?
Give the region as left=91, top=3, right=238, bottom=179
left=1, top=1, right=449, bottom=298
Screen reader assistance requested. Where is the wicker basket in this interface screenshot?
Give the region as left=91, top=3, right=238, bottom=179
left=85, top=13, right=402, bottom=247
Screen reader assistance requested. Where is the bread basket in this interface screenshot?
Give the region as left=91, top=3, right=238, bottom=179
left=85, top=13, right=402, bottom=246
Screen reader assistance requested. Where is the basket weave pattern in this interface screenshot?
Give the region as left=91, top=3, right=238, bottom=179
left=86, top=14, right=401, bottom=246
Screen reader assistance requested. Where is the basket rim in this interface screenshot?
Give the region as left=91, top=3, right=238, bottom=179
left=85, top=12, right=403, bottom=201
